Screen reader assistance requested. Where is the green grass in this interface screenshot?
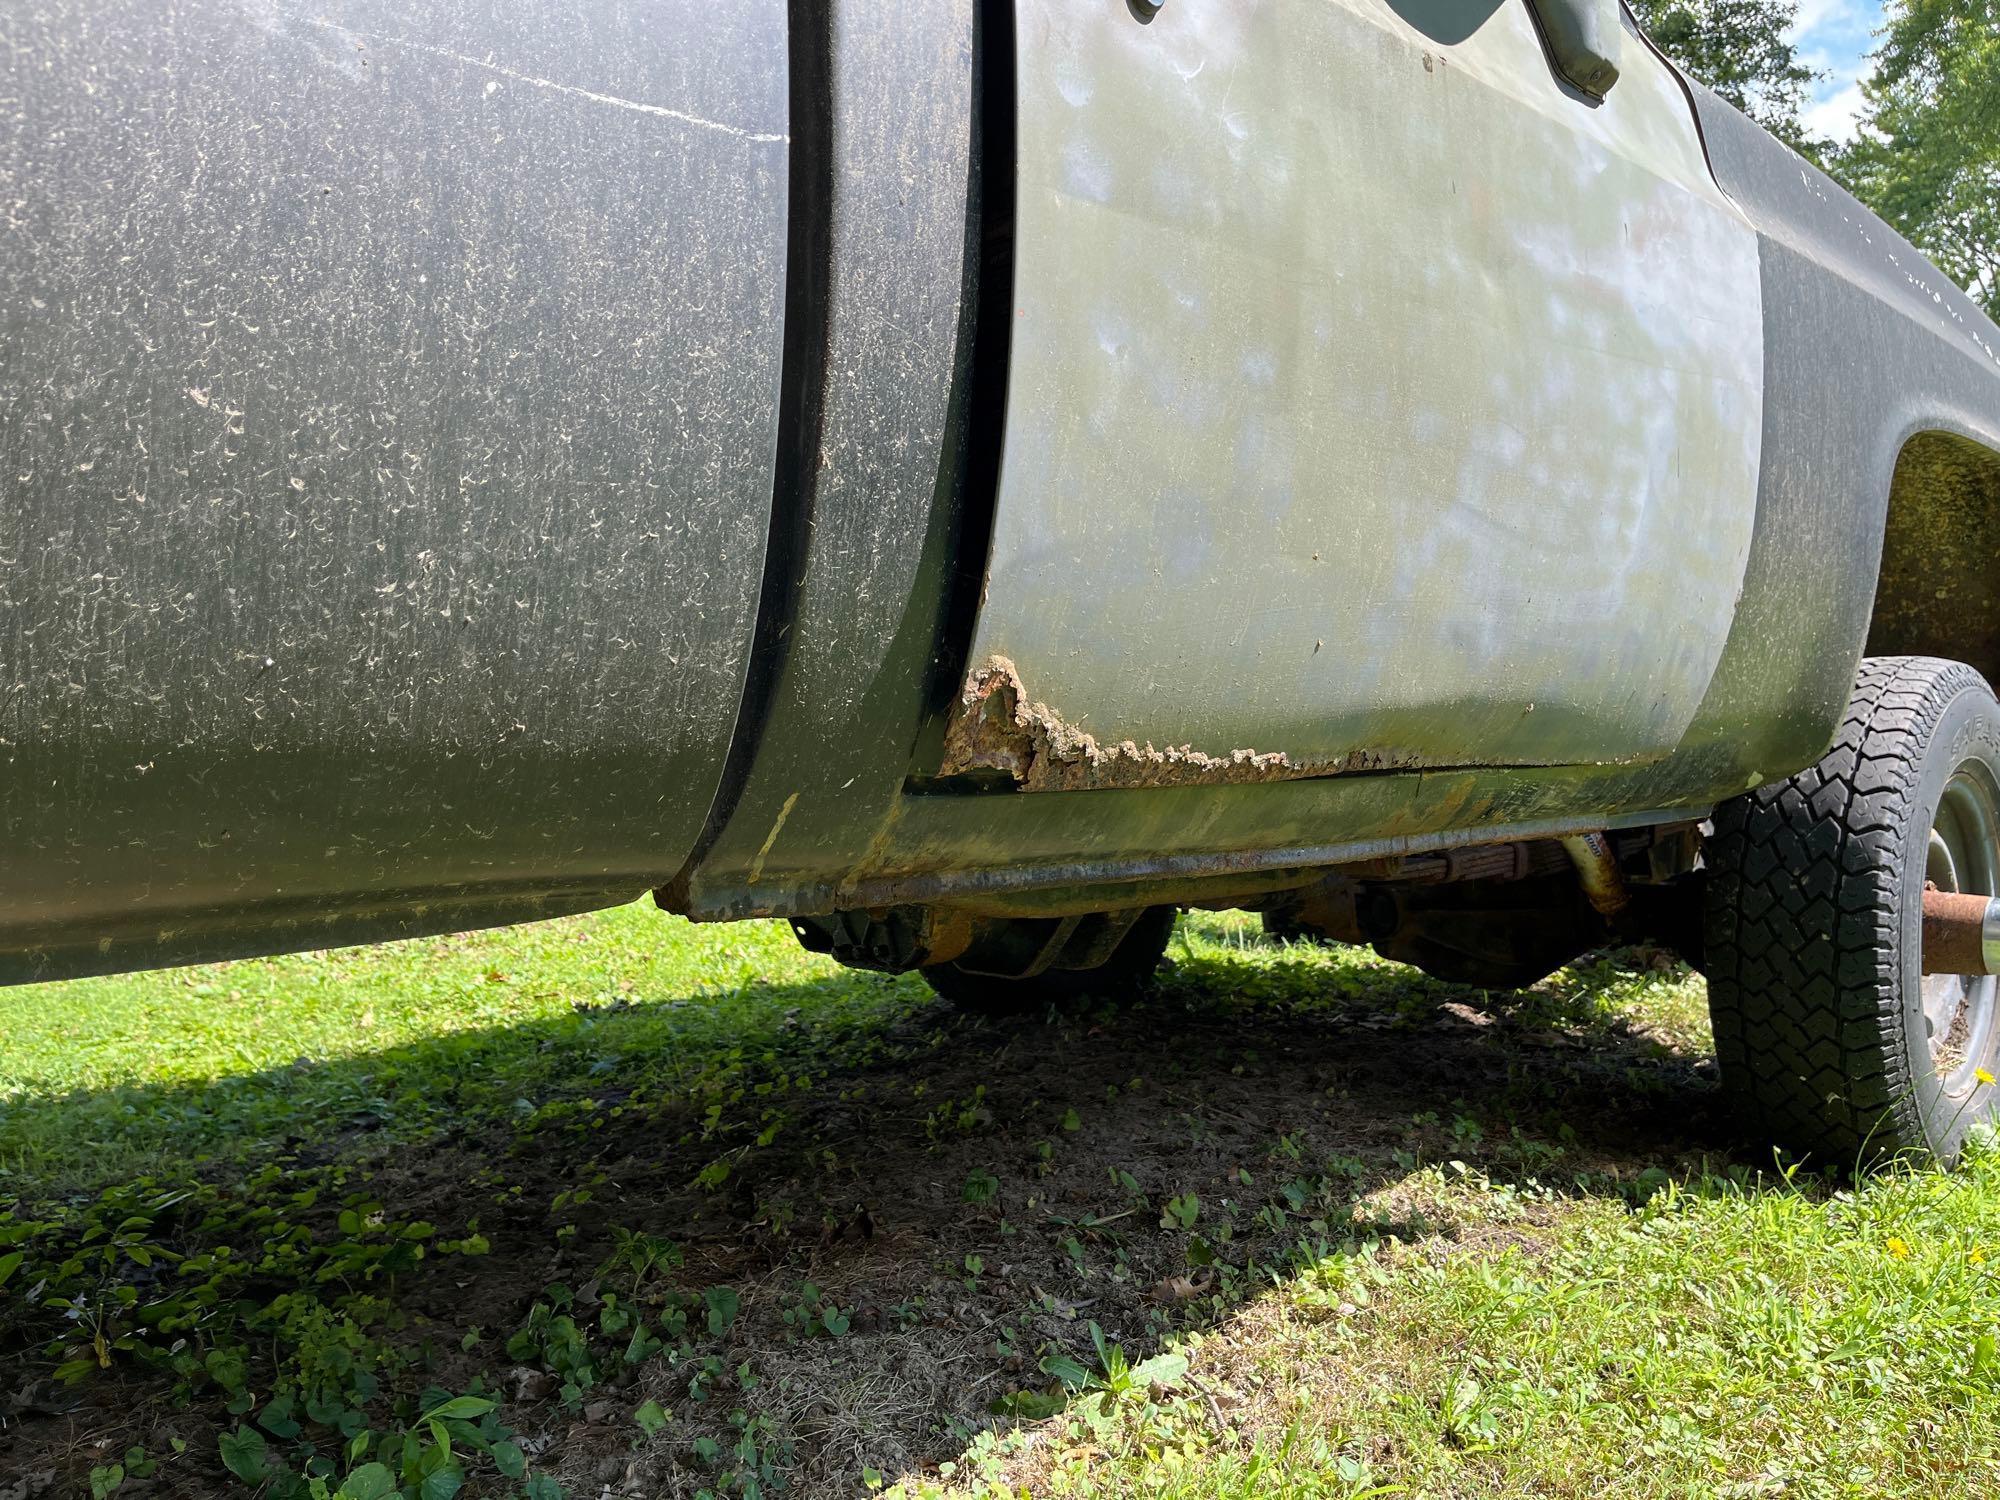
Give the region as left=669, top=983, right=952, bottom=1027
left=3, top=905, right=1998, bottom=1499
left=0, top=904, right=906, bottom=1190
left=973, top=1154, right=2000, bottom=1499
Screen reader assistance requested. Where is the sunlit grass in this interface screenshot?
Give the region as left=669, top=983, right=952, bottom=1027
left=5, top=903, right=1997, bottom=1497
left=989, top=1150, right=2000, bottom=1498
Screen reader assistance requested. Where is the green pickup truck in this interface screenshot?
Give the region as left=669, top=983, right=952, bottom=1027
left=7, top=0, right=2000, bottom=1165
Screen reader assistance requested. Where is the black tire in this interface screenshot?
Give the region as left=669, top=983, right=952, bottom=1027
left=1705, top=656, right=2000, bottom=1164
left=921, top=906, right=1178, bottom=1013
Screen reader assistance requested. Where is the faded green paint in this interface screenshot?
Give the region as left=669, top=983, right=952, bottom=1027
left=964, top=0, right=1764, bottom=780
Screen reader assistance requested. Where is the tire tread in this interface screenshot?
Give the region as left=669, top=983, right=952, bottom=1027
left=1704, top=655, right=1984, bottom=1160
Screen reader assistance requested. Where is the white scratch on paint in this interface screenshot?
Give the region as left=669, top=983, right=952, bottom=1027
left=303, top=18, right=790, bottom=144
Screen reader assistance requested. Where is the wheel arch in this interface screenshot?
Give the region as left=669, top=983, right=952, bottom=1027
left=1866, top=429, right=2000, bottom=692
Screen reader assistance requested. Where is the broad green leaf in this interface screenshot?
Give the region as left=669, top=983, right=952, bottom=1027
left=259, top=1394, right=302, bottom=1439
left=421, top=1396, right=495, bottom=1423
left=703, top=1285, right=740, bottom=1337
left=218, top=1427, right=270, bottom=1483
left=333, top=1464, right=397, bottom=1500
left=1129, top=1351, right=1190, bottom=1389
left=1039, top=1354, right=1091, bottom=1390
left=1088, top=1320, right=1111, bottom=1370
left=205, top=1347, right=249, bottom=1395
left=633, top=1399, right=669, bottom=1437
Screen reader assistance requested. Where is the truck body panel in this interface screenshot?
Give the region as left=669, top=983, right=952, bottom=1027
left=6, top=2, right=2000, bottom=981
left=1, top=0, right=791, bottom=978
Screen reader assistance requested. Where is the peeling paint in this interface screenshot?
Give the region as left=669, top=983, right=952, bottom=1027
left=940, top=656, right=1425, bottom=792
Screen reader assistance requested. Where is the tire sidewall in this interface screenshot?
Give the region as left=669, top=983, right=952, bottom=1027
left=1900, top=675, right=2000, bottom=1158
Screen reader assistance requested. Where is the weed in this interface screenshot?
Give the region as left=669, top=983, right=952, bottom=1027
left=780, top=1282, right=852, bottom=1340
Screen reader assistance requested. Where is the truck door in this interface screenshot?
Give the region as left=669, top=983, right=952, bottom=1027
left=945, top=0, right=1762, bottom=790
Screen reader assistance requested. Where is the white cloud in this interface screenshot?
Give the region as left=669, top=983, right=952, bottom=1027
left=1786, top=0, right=1861, bottom=43
left=1785, top=0, right=1884, bottom=142
left=1804, top=80, right=1869, bottom=141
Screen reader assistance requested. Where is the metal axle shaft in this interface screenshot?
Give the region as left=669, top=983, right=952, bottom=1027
left=1921, top=887, right=2000, bottom=975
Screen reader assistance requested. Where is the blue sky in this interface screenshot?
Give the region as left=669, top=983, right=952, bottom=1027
left=1791, top=0, right=1888, bottom=139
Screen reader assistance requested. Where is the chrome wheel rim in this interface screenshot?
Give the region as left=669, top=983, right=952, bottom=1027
left=1923, top=766, right=2000, bottom=1097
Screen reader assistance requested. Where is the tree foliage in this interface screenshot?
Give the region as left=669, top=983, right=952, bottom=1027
left=1628, top=0, right=1823, bottom=150
left=1632, top=0, right=1997, bottom=312
left=1834, top=0, right=2000, bottom=309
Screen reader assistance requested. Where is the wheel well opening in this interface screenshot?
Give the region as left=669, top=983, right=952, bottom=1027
left=1866, top=430, right=2000, bottom=687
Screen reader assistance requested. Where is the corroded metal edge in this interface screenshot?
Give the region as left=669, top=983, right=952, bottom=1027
left=688, top=802, right=1694, bottom=920
left=940, top=655, right=1427, bottom=792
